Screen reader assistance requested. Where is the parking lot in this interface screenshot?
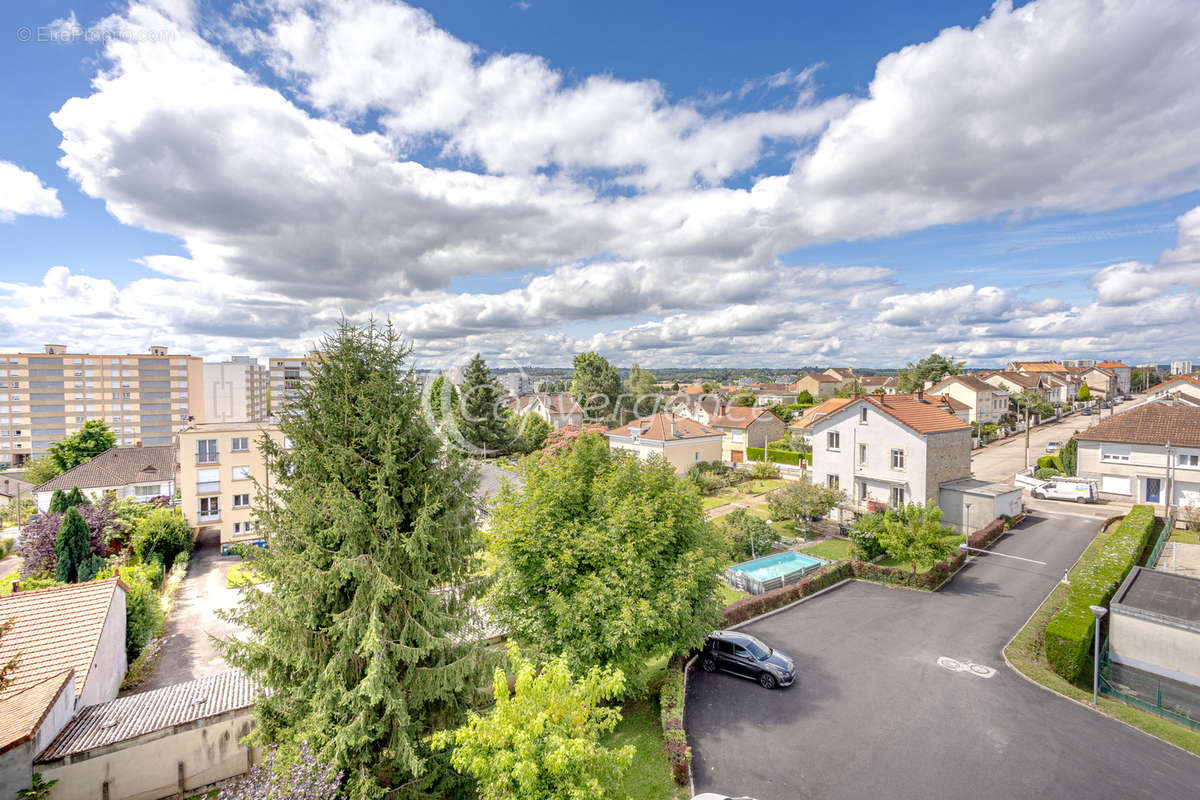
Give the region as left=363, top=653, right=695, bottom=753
left=686, top=512, right=1200, bottom=799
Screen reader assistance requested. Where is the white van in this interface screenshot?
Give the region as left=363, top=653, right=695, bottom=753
left=1030, top=478, right=1098, bottom=503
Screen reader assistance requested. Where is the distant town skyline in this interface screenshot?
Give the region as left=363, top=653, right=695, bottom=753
left=1, top=0, right=1199, bottom=366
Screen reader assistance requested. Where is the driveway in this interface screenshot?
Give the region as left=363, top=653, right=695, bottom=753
left=135, top=529, right=244, bottom=692
left=686, top=511, right=1200, bottom=799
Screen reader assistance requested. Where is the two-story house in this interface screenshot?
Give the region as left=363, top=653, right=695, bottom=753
left=706, top=407, right=786, bottom=463
left=669, top=394, right=723, bottom=425
left=1076, top=402, right=1200, bottom=507
left=788, top=397, right=857, bottom=446
left=809, top=392, right=972, bottom=520
left=1078, top=366, right=1119, bottom=400
left=605, top=413, right=724, bottom=473
left=791, top=373, right=841, bottom=399
left=505, top=392, right=584, bottom=429
left=926, top=375, right=1004, bottom=424
left=979, top=371, right=1047, bottom=407
left=1096, top=361, right=1132, bottom=395
left=177, top=421, right=287, bottom=551
left=859, top=375, right=899, bottom=395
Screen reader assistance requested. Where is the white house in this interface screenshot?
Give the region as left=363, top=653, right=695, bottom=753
left=505, top=393, right=584, bottom=430
left=1145, top=375, right=1200, bottom=404
left=1076, top=402, right=1200, bottom=507
left=809, top=392, right=972, bottom=520
left=32, top=445, right=176, bottom=512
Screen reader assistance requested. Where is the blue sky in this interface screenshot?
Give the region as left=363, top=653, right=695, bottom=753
left=1, top=0, right=1198, bottom=368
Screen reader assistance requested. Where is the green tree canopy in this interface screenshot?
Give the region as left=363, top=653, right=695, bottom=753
left=131, top=508, right=194, bottom=570
left=897, top=353, right=964, bottom=393
left=622, top=363, right=661, bottom=420
left=723, top=508, right=777, bottom=561
left=64, top=487, right=90, bottom=508
left=1011, top=390, right=1054, bottom=418
left=486, top=434, right=724, bottom=689
left=876, top=503, right=957, bottom=576
left=23, top=455, right=63, bottom=487
left=220, top=320, right=485, bottom=800
left=1077, top=382, right=1091, bottom=401
left=570, top=352, right=621, bottom=424
left=54, top=507, right=90, bottom=583
left=795, top=389, right=815, bottom=405
left=731, top=392, right=757, bottom=407
left=428, top=375, right=459, bottom=422
left=47, top=489, right=67, bottom=514
left=766, top=479, right=845, bottom=539
left=513, top=412, right=553, bottom=454
left=452, top=354, right=512, bottom=457
left=432, top=647, right=634, bottom=800
left=47, top=419, right=116, bottom=474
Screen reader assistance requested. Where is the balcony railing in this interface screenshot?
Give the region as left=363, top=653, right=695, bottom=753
left=198, top=511, right=220, bottom=522
left=196, top=454, right=218, bottom=464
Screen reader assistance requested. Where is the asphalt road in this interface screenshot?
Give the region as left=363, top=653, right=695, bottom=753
left=970, top=410, right=1103, bottom=484
left=686, top=511, right=1200, bottom=800
left=135, top=529, right=244, bottom=692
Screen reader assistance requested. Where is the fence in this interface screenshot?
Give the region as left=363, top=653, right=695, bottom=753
left=1100, top=644, right=1200, bottom=731
left=1144, top=515, right=1172, bottom=569
left=726, top=561, right=824, bottom=596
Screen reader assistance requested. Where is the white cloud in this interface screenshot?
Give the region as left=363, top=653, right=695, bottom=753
left=1089, top=206, right=1200, bottom=305
left=0, top=162, right=64, bottom=222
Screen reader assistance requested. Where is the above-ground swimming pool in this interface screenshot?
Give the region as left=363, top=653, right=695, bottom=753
left=726, top=551, right=827, bottom=595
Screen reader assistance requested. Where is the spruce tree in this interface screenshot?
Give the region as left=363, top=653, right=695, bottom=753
left=450, top=354, right=511, bottom=457
left=220, top=320, right=485, bottom=800
left=54, top=507, right=90, bottom=583
left=64, top=487, right=90, bottom=508
left=48, top=489, right=67, bottom=514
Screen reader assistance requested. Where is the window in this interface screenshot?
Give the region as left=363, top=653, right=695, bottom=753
left=731, top=431, right=744, bottom=444
left=232, top=493, right=250, bottom=508
left=858, top=443, right=868, bottom=466
left=198, top=496, right=219, bottom=520
left=134, top=484, right=160, bottom=497
left=890, top=486, right=905, bottom=508
left=891, top=449, right=906, bottom=470
left=1101, top=445, right=1131, bottom=463
left=827, top=474, right=839, bottom=489
left=232, top=465, right=251, bottom=481
left=858, top=481, right=869, bottom=502
left=197, top=468, right=219, bottom=495
left=1179, top=453, right=1200, bottom=468
left=283, top=437, right=294, bottom=449
left=859, top=407, right=868, bottom=424
left=827, top=431, right=840, bottom=451
left=231, top=436, right=249, bottom=452
left=196, top=439, right=218, bottom=464
left=695, top=452, right=700, bottom=461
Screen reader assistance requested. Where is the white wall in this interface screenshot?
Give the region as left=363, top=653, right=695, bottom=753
left=78, top=588, right=127, bottom=708
left=811, top=403, right=928, bottom=512
left=35, top=481, right=174, bottom=513
left=1110, top=613, right=1200, bottom=687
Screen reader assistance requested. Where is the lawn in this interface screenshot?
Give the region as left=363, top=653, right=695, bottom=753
left=800, top=538, right=852, bottom=561
left=1168, top=528, right=1199, bottom=545
left=226, top=563, right=262, bottom=588
left=741, top=478, right=788, bottom=495
left=601, top=696, right=685, bottom=800
left=1004, top=518, right=1200, bottom=757
left=719, top=582, right=748, bottom=607
left=701, top=492, right=737, bottom=510
left=0, top=570, right=16, bottom=595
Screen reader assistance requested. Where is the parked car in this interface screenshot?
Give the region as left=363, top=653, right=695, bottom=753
left=700, top=630, right=795, bottom=689
left=1045, top=440, right=1062, bottom=453
left=1081, top=407, right=1093, bottom=416
left=1123, top=394, right=1133, bottom=401
left=1031, top=479, right=1097, bottom=503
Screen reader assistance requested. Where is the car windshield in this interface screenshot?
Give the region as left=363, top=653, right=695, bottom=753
left=744, top=638, right=771, bottom=659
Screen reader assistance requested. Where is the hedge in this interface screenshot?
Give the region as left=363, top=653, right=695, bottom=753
left=745, top=447, right=811, bottom=466
left=850, top=552, right=966, bottom=591
left=722, top=561, right=854, bottom=625
left=660, top=661, right=690, bottom=785
left=1043, top=506, right=1156, bottom=682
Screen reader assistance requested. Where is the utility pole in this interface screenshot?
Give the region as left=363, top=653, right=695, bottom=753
left=1024, top=397, right=1031, bottom=473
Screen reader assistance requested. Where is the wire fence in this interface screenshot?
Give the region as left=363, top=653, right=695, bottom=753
left=1145, top=514, right=1172, bottom=569
left=1099, top=643, right=1200, bottom=731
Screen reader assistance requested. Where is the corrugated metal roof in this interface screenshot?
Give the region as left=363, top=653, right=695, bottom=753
left=37, top=670, right=262, bottom=762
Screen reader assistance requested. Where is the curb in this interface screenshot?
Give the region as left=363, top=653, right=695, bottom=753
left=727, top=578, right=853, bottom=630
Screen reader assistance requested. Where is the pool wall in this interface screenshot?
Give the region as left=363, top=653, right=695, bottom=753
left=726, top=552, right=827, bottom=595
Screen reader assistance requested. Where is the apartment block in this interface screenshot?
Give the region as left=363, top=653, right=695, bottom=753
left=177, top=421, right=286, bottom=550
left=268, top=353, right=318, bottom=413
left=203, top=356, right=268, bottom=423
left=0, top=344, right=203, bottom=467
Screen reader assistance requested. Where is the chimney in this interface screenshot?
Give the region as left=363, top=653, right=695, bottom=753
left=669, top=414, right=676, bottom=438
left=916, top=388, right=924, bottom=403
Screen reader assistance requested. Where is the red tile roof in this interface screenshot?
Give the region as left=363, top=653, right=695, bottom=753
left=1096, top=361, right=1130, bottom=369
left=708, top=407, right=783, bottom=429
left=788, top=397, right=856, bottom=430
left=1146, top=375, right=1200, bottom=394
left=0, top=579, right=126, bottom=701
left=1076, top=404, right=1200, bottom=448
left=863, top=394, right=971, bottom=434
left=607, top=413, right=722, bottom=441
left=1010, top=361, right=1068, bottom=373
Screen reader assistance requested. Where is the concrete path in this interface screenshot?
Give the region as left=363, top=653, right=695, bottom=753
left=687, top=510, right=1200, bottom=799
left=1155, top=540, right=1200, bottom=578
left=135, top=529, right=244, bottom=692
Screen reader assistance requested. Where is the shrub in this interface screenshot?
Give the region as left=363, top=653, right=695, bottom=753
left=102, top=562, right=164, bottom=662
left=848, top=512, right=886, bottom=560
left=17, top=498, right=120, bottom=577
left=131, top=508, right=194, bottom=570
left=1043, top=506, right=1156, bottom=682
left=660, top=662, right=690, bottom=786
left=748, top=461, right=780, bottom=480
left=1036, top=455, right=1056, bottom=470
left=850, top=552, right=965, bottom=591
left=1035, top=467, right=1062, bottom=480
left=746, top=447, right=805, bottom=466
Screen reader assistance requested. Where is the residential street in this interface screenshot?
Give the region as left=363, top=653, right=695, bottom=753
left=686, top=511, right=1200, bottom=800
left=970, top=411, right=1102, bottom=483
left=135, top=529, right=244, bottom=693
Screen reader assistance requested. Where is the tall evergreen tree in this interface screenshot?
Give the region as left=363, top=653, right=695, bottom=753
left=64, top=487, right=90, bottom=508
left=451, top=354, right=511, bottom=457
left=48, top=489, right=67, bottom=514
left=220, top=320, right=485, bottom=800
left=427, top=374, right=459, bottom=422
left=54, top=507, right=90, bottom=583
left=570, top=352, right=621, bottom=424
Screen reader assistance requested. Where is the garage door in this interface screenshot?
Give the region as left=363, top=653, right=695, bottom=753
left=1176, top=482, right=1200, bottom=508
left=1101, top=475, right=1131, bottom=495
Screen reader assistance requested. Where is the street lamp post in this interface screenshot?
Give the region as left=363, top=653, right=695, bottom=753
left=1090, top=605, right=1108, bottom=706
left=964, top=501, right=974, bottom=550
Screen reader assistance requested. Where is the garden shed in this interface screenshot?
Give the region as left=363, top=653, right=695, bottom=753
left=938, top=478, right=1023, bottom=533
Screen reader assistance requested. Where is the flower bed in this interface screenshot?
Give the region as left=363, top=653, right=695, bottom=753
left=1043, top=505, right=1156, bottom=682
left=659, top=661, right=690, bottom=785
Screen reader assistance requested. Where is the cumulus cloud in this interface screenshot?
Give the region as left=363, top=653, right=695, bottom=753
left=0, top=162, right=63, bottom=221
left=1089, top=206, right=1200, bottom=305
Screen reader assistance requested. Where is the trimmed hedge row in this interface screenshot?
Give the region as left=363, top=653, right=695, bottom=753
left=850, top=552, right=966, bottom=590
left=722, top=561, right=855, bottom=625
left=660, top=661, right=690, bottom=786
left=1043, top=505, right=1156, bottom=682
left=745, top=446, right=811, bottom=466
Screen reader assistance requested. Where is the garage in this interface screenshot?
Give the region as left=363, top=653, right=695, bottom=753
left=939, top=478, right=1024, bottom=533
left=1176, top=481, right=1200, bottom=508
left=1102, top=475, right=1132, bottom=495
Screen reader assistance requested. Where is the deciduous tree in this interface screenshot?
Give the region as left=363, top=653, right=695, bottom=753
left=487, top=434, right=723, bottom=689
left=766, top=479, right=845, bottom=539
left=432, top=648, right=634, bottom=800
left=220, top=320, right=484, bottom=800
left=22, top=456, right=62, bottom=487
left=723, top=508, right=776, bottom=561
left=876, top=503, right=956, bottom=576
left=570, top=352, right=621, bottom=424
left=897, top=353, right=964, bottom=393
left=47, top=419, right=116, bottom=474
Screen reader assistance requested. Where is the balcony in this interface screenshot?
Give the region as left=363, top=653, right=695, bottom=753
left=196, top=454, right=219, bottom=465
left=198, top=511, right=220, bottom=523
